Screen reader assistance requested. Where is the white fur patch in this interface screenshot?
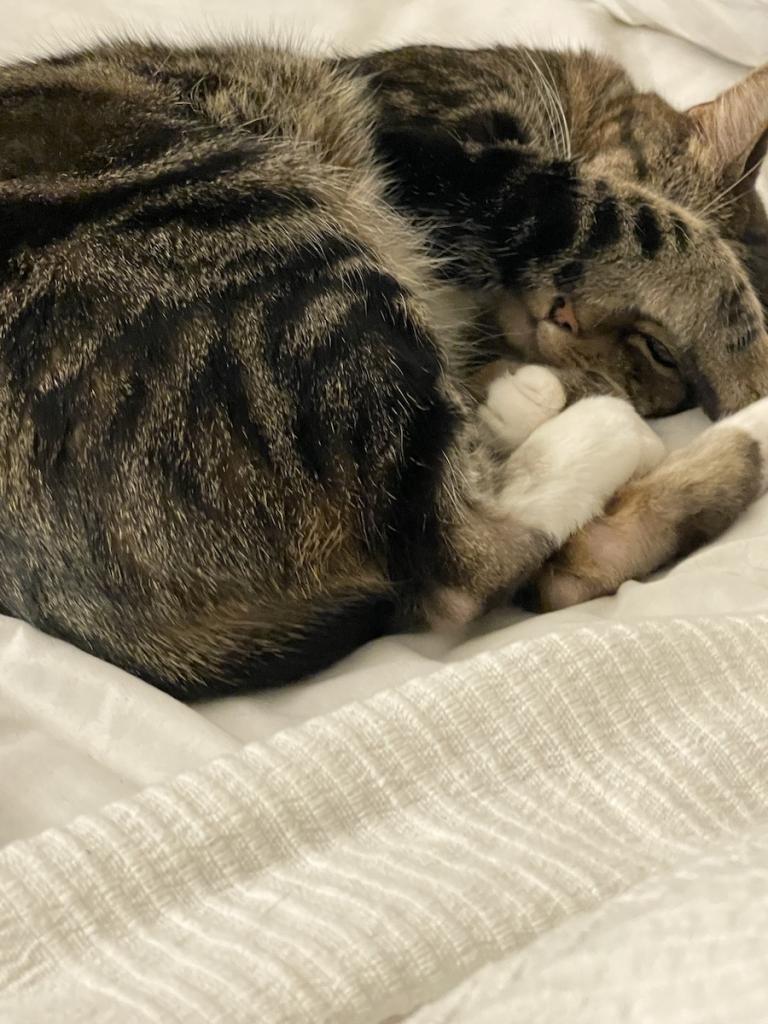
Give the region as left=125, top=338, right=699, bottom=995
left=480, top=365, right=566, bottom=448
left=502, top=396, right=666, bottom=544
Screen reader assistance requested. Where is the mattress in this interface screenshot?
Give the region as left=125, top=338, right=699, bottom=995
left=1, top=3, right=768, bottom=1018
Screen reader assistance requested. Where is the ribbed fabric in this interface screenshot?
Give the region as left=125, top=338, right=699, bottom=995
left=2, top=614, right=768, bottom=1023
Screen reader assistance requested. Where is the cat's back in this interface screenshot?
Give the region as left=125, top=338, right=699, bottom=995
left=0, top=41, right=458, bottom=693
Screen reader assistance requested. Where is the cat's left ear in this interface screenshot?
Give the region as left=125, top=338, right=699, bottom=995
left=688, top=63, right=768, bottom=190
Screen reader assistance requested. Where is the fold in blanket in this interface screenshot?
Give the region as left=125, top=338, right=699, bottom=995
left=597, top=0, right=768, bottom=68
left=3, top=613, right=768, bottom=1023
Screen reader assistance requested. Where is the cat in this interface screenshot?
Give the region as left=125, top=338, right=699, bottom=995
left=0, top=40, right=766, bottom=697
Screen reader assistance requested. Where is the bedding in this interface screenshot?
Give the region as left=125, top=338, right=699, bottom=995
left=1, top=0, right=768, bottom=1019
left=4, top=613, right=768, bottom=1022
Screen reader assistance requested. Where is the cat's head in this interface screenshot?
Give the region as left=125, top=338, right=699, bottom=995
left=501, top=61, right=768, bottom=418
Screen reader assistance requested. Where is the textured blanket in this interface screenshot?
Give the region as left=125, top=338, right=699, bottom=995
left=3, top=613, right=768, bottom=1022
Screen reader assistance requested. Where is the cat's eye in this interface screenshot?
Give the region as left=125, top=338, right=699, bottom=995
left=639, top=332, right=676, bottom=368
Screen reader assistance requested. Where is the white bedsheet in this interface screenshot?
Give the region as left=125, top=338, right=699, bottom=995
left=3, top=2, right=768, bottom=1019
left=0, top=0, right=766, bottom=855
left=4, top=612, right=768, bottom=1023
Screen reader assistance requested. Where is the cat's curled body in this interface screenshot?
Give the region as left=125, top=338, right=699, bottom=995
left=1, top=40, right=768, bottom=696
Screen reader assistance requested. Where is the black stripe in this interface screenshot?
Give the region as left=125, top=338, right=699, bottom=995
left=382, top=383, right=458, bottom=592
left=29, top=379, right=77, bottom=474
left=719, top=285, right=746, bottom=328
left=0, top=143, right=258, bottom=270
left=154, top=438, right=207, bottom=509
left=119, top=185, right=314, bottom=233
left=633, top=203, right=664, bottom=258
left=732, top=325, right=759, bottom=352
left=0, top=84, right=184, bottom=169
left=679, top=352, right=720, bottom=420
left=349, top=61, right=468, bottom=111
left=376, top=122, right=479, bottom=209
left=619, top=109, right=649, bottom=181
left=40, top=51, right=87, bottom=69
left=278, top=269, right=411, bottom=482
left=0, top=82, right=100, bottom=104
left=133, top=65, right=233, bottom=101
left=457, top=109, right=528, bottom=146
left=593, top=179, right=610, bottom=198
left=553, top=260, right=584, bottom=292
left=4, top=291, right=57, bottom=385
left=376, top=121, right=580, bottom=285
left=101, top=299, right=188, bottom=450
left=197, top=316, right=274, bottom=468
left=259, top=236, right=368, bottom=380
left=584, top=195, right=622, bottom=253
left=496, top=163, right=581, bottom=284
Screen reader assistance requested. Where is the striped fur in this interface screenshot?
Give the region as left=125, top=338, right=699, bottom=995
left=0, top=41, right=765, bottom=694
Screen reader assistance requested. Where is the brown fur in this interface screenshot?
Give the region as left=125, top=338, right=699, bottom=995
left=0, top=40, right=764, bottom=695
left=535, top=429, right=763, bottom=610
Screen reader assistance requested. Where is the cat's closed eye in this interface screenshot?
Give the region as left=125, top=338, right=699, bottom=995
left=629, top=330, right=677, bottom=369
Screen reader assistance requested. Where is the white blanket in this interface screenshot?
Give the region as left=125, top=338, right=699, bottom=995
left=1, top=0, right=768, bottom=1018
left=4, top=612, right=768, bottom=1022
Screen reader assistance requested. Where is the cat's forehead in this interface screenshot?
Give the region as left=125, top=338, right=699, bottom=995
left=582, top=94, right=694, bottom=180
left=598, top=91, right=689, bottom=143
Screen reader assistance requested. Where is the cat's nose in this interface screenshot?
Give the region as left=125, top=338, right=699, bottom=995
left=549, top=296, right=579, bottom=335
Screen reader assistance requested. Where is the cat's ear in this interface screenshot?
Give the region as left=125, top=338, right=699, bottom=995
left=688, top=63, right=768, bottom=190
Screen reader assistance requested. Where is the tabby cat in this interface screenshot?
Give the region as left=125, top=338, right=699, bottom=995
left=0, top=40, right=767, bottom=697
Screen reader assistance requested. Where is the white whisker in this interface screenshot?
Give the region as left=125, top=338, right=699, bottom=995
left=538, top=51, right=572, bottom=159
left=700, top=163, right=761, bottom=217
left=517, top=49, right=560, bottom=158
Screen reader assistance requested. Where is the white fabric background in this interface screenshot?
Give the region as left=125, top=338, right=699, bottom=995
left=0, top=0, right=766, bottom=845
left=2, top=3, right=768, bottom=1020
left=599, top=0, right=768, bottom=66
left=4, top=613, right=768, bottom=1023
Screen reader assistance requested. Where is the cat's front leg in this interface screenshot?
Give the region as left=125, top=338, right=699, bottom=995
left=532, top=397, right=768, bottom=611
left=373, top=118, right=768, bottom=417
left=426, top=395, right=666, bottom=627
left=498, top=396, right=666, bottom=542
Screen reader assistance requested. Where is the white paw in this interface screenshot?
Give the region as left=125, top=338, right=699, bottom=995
left=571, top=396, right=666, bottom=477
left=503, top=396, right=666, bottom=543
left=630, top=415, right=667, bottom=477
left=716, top=396, right=768, bottom=489
left=481, top=365, right=566, bottom=448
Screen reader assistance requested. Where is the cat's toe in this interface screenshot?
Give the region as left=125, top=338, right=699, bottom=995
left=535, top=567, right=594, bottom=611
left=534, top=522, right=622, bottom=612
left=509, top=364, right=567, bottom=413
left=482, top=365, right=566, bottom=448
